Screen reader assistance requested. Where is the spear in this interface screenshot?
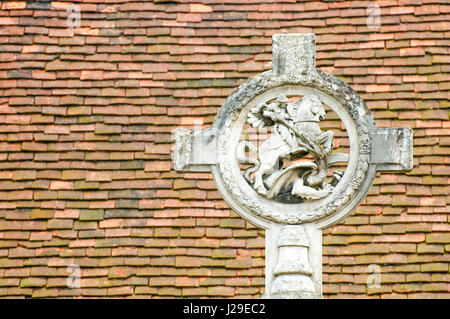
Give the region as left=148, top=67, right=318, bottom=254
left=275, top=117, right=324, bottom=157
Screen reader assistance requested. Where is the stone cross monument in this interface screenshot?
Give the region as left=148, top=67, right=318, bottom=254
left=172, top=34, right=413, bottom=298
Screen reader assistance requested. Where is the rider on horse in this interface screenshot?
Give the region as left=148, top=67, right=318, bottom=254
left=263, top=94, right=303, bottom=159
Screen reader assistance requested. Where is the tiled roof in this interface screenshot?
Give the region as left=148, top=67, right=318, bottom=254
left=0, top=0, right=448, bottom=298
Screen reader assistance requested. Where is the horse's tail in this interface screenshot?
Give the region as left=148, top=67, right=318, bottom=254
left=237, top=141, right=260, bottom=184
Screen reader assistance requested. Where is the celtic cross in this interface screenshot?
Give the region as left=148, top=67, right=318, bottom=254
left=173, top=34, right=413, bottom=298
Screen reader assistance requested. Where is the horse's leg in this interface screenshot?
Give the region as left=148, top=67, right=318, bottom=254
left=254, top=152, right=279, bottom=195
left=253, top=137, right=288, bottom=195
left=322, top=130, right=334, bottom=154
left=253, top=139, right=271, bottom=195
left=253, top=164, right=270, bottom=195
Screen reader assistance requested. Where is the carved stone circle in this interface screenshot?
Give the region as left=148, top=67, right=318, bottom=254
left=211, top=68, right=376, bottom=226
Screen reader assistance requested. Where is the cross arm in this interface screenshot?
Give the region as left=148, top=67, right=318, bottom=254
left=173, top=128, right=217, bottom=172
left=172, top=127, right=413, bottom=174
left=370, top=127, right=413, bottom=172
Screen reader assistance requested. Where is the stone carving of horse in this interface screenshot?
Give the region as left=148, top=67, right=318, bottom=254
left=237, top=94, right=334, bottom=197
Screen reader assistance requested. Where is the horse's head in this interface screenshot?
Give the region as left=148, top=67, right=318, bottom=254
left=309, top=94, right=326, bottom=121
left=290, top=94, right=326, bottom=122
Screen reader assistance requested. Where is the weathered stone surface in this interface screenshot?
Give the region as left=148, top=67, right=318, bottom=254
left=173, top=128, right=217, bottom=172
left=272, top=33, right=316, bottom=77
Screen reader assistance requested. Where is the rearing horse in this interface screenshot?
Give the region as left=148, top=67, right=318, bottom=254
left=237, top=94, right=334, bottom=196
